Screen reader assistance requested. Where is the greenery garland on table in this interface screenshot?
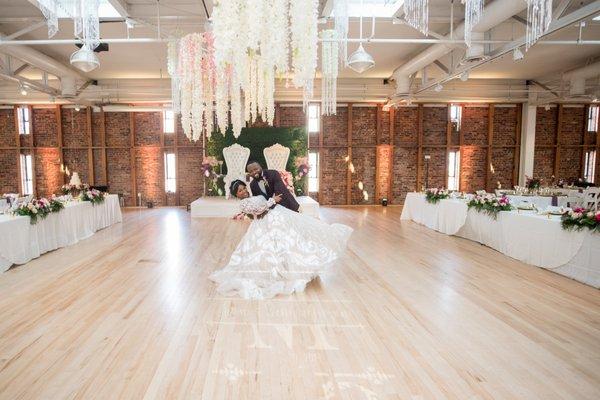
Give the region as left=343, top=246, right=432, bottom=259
left=49, top=198, right=65, bottom=213
left=467, top=194, right=512, bottom=220
left=80, top=189, right=106, bottom=205
left=561, top=207, right=600, bottom=232
left=424, top=188, right=450, bottom=204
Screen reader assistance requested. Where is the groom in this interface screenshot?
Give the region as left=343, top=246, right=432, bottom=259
left=246, top=161, right=300, bottom=212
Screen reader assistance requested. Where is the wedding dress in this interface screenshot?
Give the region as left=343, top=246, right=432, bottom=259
left=209, top=196, right=353, bottom=299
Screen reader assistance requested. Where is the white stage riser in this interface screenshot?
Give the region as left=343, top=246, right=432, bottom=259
left=191, top=196, right=320, bottom=219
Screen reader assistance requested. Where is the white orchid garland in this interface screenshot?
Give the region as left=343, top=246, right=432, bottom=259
left=321, top=30, right=338, bottom=116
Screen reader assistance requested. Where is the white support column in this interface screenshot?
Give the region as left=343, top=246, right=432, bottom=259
left=519, top=103, right=537, bottom=185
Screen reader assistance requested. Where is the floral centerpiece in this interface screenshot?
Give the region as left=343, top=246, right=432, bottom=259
left=424, top=188, right=449, bottom=204
left=561, top=208, right=600, bottom=232
left=467, top=194, right=512, bottom=219
left=80, top=188, right=105, bottom=205
left=201, top=156, right=224, bottom=196
left=60, top=183, right=89, bottom=196
left=525, top=176, right=542, bottom=190
left=49, top=196, right=65, bottom=212
left=15, top=198, right=51, bottom=224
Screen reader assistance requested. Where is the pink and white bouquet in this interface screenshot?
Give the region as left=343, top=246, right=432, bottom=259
left=15, top=198, right=50, bottom=224
left=467, top=194, right=512, bottom=219
left=561, top=207, right=600, bottom=232
left=279, top=170, right=295, bottom=196
left=80, top=189, right=105, bottom=205
left=425, top=188, right=449, bottom=204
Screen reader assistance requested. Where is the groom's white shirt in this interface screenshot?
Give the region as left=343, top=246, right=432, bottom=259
left=257, top=173, right=268, bottom=196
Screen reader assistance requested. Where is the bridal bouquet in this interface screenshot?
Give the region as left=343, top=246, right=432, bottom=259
left=425, top=188, right=449, bottom=204
left=467, top=194, right=512, bottom=219
left=561, top=207, right=600, bottom=232
left=80, top=189, right=105, bottom=205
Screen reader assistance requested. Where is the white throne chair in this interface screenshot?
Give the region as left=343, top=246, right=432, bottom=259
left=264, top=143, right=290, bottom=172
left=223, top=143, right=251, bottom=199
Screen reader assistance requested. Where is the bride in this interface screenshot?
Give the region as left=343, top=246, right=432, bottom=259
left=209, top=180, right=353, bottom=299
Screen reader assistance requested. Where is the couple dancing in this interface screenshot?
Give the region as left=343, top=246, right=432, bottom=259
left=210, top=161, right=353, bottom=299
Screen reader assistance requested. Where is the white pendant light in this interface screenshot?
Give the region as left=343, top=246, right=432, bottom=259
left=348, top=44, right=375, bottom=73
left=70, top=45, right=99, bottom=72
left=347, top=0, right=374, bottom=74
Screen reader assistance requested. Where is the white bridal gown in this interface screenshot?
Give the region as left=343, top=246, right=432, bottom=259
left=209, top=196, right=353, bottom=299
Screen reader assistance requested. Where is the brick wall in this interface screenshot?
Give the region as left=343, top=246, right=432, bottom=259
left=533, top=105, right=596, bottom=183
left=3, top=102, right=594, bottom=207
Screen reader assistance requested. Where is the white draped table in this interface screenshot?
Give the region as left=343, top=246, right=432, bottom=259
left=401, top=192, right=599, bottom=288
left=505, top=194, right=568, bottom=209
left=0, top=194, right=122, bottom=272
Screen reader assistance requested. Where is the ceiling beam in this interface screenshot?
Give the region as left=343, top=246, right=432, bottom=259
left=553, top=0, right=572, bottom=20
left=433, top=60, right=449, bottom=74
left=411, top=0, right=600, bottom=96
left=107, top=0, right=130, bottom=18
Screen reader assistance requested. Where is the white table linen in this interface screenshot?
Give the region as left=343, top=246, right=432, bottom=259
left=0, top=194, right=122, bottom=272
left=401, top=193, right=468, bottom=235
left=401, top=192, right=599, bottom=287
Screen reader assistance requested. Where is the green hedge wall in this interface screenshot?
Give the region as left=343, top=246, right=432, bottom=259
left=206, top=126, right=308, bottom=193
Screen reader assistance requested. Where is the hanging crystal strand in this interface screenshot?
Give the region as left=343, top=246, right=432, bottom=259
left=321, top=30, right=338, bottom=116
left=526, top=0, right=552, bottom=50
left=167, top=40, right=181, bottom=114
left=463, top=0, right=483, bottom=47
left=216, top=64, right=230, bottom=134
left=404, top=0, right=429, bottom=36
left=191, top=34, right=204, bottom=142
left=179, top=35, right=193, bottom=140
left=333, top=0, right=349, bottom=66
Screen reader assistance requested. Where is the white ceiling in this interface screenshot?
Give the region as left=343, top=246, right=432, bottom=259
left=0, top=0, right=599, bottom=104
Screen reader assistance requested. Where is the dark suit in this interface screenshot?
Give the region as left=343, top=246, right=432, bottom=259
left=250, top=169, right=300, bottom=212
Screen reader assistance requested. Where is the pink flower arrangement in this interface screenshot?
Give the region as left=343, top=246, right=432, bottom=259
left=424, top=188, right=449, bottom=204
left=561, top=207, right=600, bottom=232
left=80, top=189, right=105, bottom=205
left=467, top=194, right=512, bottom=219
left=279, top=171, right=295, bottom=195
left=294, top=156, right=310, bottom=179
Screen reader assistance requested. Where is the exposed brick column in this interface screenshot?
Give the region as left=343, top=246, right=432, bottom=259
left=346, top=103, right=352, bottom=205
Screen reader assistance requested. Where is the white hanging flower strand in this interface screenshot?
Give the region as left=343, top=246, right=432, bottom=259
left=167, top=39, right=181, bottom=114
left=333, top=0, right=349, bottom=66
left=321, top=30, right=339, bottom=116
left=525, top=0, right=552, bottom=50
left=462, top=0, right=484, bottom=48
left=290, top=0, right=319, bottom=111
left=404, top=0, right=429, bottom=36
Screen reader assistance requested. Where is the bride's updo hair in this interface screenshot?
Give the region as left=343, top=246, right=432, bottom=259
left=230, top=179, right=246, bottom=197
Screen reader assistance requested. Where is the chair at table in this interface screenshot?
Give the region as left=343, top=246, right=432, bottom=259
left=263, top=143, right=290, bottom=172
left=475, top=190, right=487, bottom=196
left=223, top=143, right=251, bottom=199
left=581, top=187, right=600, bottom=210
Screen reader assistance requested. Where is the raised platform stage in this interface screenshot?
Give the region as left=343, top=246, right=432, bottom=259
left=190, top=196, right=320, bottom=218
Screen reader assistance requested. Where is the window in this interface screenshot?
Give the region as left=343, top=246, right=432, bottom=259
left=587, top=106, right=598, bottom=132
left=164, top=152, right=176, bottom=192
left=308, top=151, right=319, bottom=192
left=450, top=104, right=462, bottom=132
left=163, top=110, right=175, bottom=134
left=307, top=104, right=320, bottom=133
left=17, top=106, right=30, bottom=135
left=584, top=150, right=596, bottom=183
left=20, top=154, right=33, bottom=195
left=447, top=150, right=460, bottom=191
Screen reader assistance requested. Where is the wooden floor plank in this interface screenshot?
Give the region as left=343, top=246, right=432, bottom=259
left=0, top=207, right=598, bottom=400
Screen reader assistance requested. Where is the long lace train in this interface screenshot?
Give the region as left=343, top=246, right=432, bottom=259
left=209, top=205, right=352, bottom=299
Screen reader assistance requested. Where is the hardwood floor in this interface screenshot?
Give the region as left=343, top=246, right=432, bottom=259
left=0, top=206, right=598, bottom=400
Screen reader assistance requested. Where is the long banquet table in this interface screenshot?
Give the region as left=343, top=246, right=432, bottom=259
left=0, top=194, right=122, bottom=272
left=400, top=192, right=599, bottom=288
